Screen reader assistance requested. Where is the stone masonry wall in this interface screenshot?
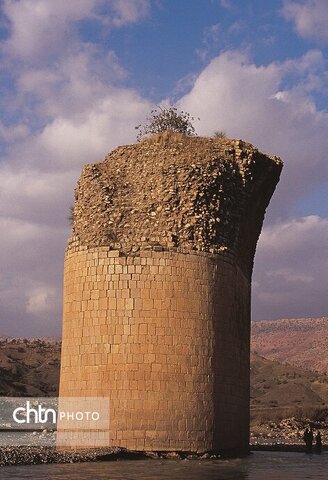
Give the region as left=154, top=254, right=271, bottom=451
left=71, top=132, right=283, bottom=278
left=60, top=242, right=250, bottom=451
left=59, top=132, right=282, bottom=452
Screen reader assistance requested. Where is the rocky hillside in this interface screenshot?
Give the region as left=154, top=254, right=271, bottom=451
left=252, top=317, right=328, bottom=374
left=0, top=338, right=60, bottom=396
left=2, top=338, right=328, bottom=421
left=251, top=352, right=328, bottom=423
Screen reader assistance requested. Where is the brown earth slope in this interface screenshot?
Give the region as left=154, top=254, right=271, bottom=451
left=251, top=317, right=328, bottom=374
left=0, top=338, right=60, bottom=396
left=251, top=352, right=328, bottom=424
left=1, top=338, right=328, bottom=419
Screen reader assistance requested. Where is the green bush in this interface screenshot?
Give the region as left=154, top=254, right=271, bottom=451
left=135, top=106, right=198, bottom=141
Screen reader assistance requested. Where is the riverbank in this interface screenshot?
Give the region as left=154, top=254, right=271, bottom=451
left=250, top=416, right=328, bottom=450
left=2, top=417, right=327, bottom=467
left=0, top=446, right=226, bottom=467
left=1, top=451, right=328, bottom=480
left=1, top=442, right=326, bottom=467
left=0, top=446, right=112, bottom=467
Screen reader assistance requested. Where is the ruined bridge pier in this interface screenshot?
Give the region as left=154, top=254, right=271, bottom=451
left=59, top=132, right=282, bottom=452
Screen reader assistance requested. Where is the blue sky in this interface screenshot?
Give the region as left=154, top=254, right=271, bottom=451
left=0, top=0, right=327, bottom=336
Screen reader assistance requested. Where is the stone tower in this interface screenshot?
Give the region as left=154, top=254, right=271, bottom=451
left=59, top=132, right=282, bottom=453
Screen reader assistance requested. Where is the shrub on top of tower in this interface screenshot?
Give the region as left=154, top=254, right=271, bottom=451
left=135, top=106, right=198, bottom=141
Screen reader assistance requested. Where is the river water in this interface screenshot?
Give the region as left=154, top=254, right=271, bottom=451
left=0, top=451, right=327, bottom=479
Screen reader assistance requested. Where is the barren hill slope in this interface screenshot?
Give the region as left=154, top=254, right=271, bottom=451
left=0, top=338, right=60, bottom=396
left=251, top=352, right=328, bottom=423
left=251, top=317, right=328, bottom=374
left=2, top=338, right=328, bottom=419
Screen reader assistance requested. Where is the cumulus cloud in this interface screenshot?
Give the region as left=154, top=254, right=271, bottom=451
left=0, top=166, right=77, bottom=226
left=16, top=49, right=130, bottom=126
left=26, top=286, right=58, bottom=316
left=196, top=23, right=221, bottom=62
left=282, top=0, right=328, bottom=42
left=0, top=217, right=67, bottom=335
left=178, top=50, right=328, bottom=218
left=2, top=0, right=98, bottom=60
left=253, top=216, right=328, bottom=320
left=110, top=0, right=150, bottom=27
left=178, top=49, right=328, bottom=321
left=0, top=0, right=152, bottom=336
left=0, top=0, right=327, bottom=336
left=2, top=0, right=151, bottom=60
left=0, top=122, right=29, bottom=142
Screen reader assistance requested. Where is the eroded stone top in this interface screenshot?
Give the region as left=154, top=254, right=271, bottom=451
left=70, top=132, right=282, bottom=276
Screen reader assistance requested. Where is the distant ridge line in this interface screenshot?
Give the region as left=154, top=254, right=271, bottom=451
left=252, top=316, right=328, bottom=374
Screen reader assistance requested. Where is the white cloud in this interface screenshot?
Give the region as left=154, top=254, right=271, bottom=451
left=26, top=286, right=57, bottom=315
left=252, top=216, right=328, bottom=320
left=0, top=52, right=150, bottom=336
left=0, top=84, right=150, bottom=336
left=1, top=84, right=151, bottom=176
left=17, top=48, right=129, bottom=122
left=110, top=0, right=150, bottom=27
left=3, top=0, right=98, bottom=59
left=178, top=50, right=328, bottom=218
left=179, top=51, right=282, bottom=137
left=267, top=269, right=314, bottom=284
left=0, top=122, right=29, bottom=142
left=196, top=23, right=221, bottom=61
left=0, top=0, right=327, bottom=336
left=2, top=0, right=151, bottom=61
left=0, top=166, right=76, bottom=225
left=38, top=88, right=151, bottom=162
left=282, top=0, right=328, bottom=42
left=177, top=50, right=328, bottom=320
left=0, top=217, right=66, bottom=335
left=0, top=0, right=153, bottom=336
left=219, top=0, right=232, bottom=10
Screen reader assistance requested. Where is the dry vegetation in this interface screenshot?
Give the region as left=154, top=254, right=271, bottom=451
left=251, top=352, right=328, bottom=424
